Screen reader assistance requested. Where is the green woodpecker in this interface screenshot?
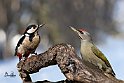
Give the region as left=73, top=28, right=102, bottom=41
left=70, top=26, right=115, bottom=77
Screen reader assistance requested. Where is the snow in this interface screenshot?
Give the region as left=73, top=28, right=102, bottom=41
left=0, top=58, right=22, bottom=83
left=0, top=58, right=66, bottom=83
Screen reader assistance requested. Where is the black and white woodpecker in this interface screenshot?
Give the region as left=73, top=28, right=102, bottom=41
left=14, top=24, right=44, bottom=61
left=70, top=26, right=115, bottom=77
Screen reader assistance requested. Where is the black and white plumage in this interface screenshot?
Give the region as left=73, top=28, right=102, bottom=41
left=15, top=24, right=44, bottom=61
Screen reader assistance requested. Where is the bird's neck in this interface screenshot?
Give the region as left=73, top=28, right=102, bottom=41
left=81, top=39, right=93, bottom=44
left=80, top=40, right=93, bottom=48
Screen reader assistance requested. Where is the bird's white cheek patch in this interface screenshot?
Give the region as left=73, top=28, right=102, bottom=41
left=27, top=28, right=35, bottom=33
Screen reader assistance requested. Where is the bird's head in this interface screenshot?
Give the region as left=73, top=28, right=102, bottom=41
left=70, top=26, right=92, bottom=42
left=25, top=24, right=44, bottom=34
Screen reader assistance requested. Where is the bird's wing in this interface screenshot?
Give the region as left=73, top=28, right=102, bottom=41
left=91, top=45, right=111, bottom=68
left=14, top=35, right=25, bottom=56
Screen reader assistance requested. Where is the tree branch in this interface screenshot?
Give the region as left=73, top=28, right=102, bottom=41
left=17, top=43, right=123, bottom=83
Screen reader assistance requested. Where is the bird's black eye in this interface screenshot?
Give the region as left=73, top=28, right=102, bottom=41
left=33, top=27, right=36, bottom=29
left=78, top=30, right=84, bottom=34
left=27, top=25, right=37, bottom=29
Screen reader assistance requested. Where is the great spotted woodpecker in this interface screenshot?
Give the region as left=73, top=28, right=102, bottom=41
left=15, top=24, right=44, bottom=61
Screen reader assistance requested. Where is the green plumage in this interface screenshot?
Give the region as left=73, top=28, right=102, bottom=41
left=91, top=45, right=111, bottom=67
left=91, top=45, right=115, bottom=76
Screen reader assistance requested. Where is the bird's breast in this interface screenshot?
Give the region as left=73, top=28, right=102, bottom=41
left=20, top=34, right=40, bottom=51
left=80, top=43, right=94, bottom=61
left=80, top=42, right=106, bottom=67
left=31, top=34, right=40, bottom=48
left=80, top=42, right=99, bottom=63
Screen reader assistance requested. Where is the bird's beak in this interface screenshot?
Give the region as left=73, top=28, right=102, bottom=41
left=70, top=26, right=77, bottom=31
left=70, top=26, right=80, bottom=34
left=38, top=24, right=45, bottom=29
left=69, top=26, right=82, bottom=39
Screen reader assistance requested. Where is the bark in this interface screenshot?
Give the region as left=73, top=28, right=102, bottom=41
left=17, top=43, right=123, bottom=83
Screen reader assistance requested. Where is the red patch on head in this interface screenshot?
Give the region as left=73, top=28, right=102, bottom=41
left=78, top=28, right=87, bottom=32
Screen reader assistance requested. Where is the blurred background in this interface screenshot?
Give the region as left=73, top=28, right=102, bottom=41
left=0, top=0, right=124, bottom=83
